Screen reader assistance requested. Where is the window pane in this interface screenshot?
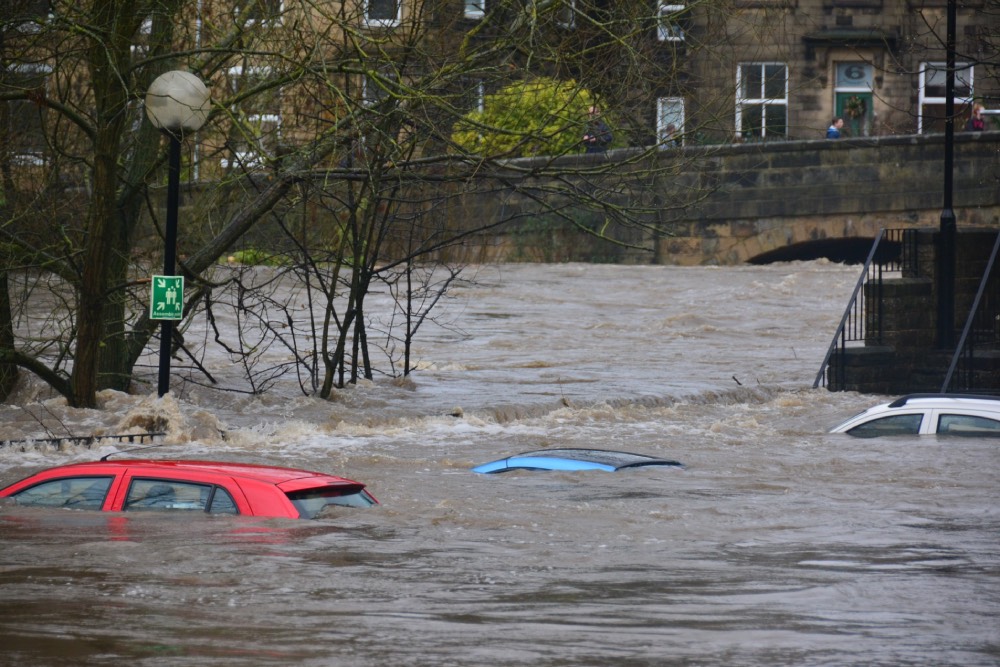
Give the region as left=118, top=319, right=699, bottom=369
left=559, top=0, right=575, bottom=28
left=5, top=65, right=50, bottom=157
left=224, top=66, right=282, bottom=170
left=229, top=67, right=282, bottom=115
left=13, top=477, right=113, bottom=510
left=465, top=0, right=484, bottom=16
left=938, top=414, right=1000, bottom=436
left=765, top=105, right=786, bottom=137
left=741, top=64, right=762, bottom=98
left=245, top=0, right=281, bottom=21
left=925, top=69, right=947, bottom=98
left=124, top=479, right=212, bottom=511
left=846, top=414, right=923, bottom=437
left=10, top=0, right=50, bottom=26
left=368, top=0, right=397, bottom=20
left=741, top=103, right=763, bottom=137
left=288, top=486, right=377, bottom=518
left=458, top=78, right=485, bottom=114
left=658, top=5, right=684, bottom=41
left=658, top=97, right=684, bottom=146
left=836, top=62, right=873, bottom=89
left=209, top=487, right=239, bottom=514
left=764, top=64, right=785, bottom=99
left=920, top=103, right=949, bottom=133
left=924, top=63, right=973, bottom=99
left=956, top=67, right=973, bottom=96
left=363, top=70, right=397, bottom=105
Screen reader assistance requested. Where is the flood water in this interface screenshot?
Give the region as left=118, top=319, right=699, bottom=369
left=1, top=262, right=997, bottom=666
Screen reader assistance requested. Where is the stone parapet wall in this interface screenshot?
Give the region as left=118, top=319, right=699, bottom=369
left=151, top=132, right=1000, bottom=267
left=440, top=131, right=1000, bottom=266
left=650, top=131, right=1000, bottom=265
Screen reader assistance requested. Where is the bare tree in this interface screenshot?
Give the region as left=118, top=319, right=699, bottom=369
left=0, top=0, right=785, bottom=405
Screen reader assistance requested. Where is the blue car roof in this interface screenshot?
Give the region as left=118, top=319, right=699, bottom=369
left=472, top=448, right=684, bottom=474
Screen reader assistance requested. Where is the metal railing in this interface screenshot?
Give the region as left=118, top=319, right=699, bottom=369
left=814, top=228, right=916, bottom=390
left=0, top=431, right=165, bottom=450
left=941, top=231, right=1000, bottom=394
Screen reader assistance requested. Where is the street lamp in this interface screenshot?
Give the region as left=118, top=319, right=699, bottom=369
left=937, top=0, right=957, bottom=350
left=144, top=70, right=211, bottom=397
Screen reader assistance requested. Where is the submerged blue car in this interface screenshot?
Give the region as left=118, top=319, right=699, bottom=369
left=472, top=448, right=684, bottom=474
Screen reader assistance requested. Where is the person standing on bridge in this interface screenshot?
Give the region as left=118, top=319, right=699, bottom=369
left=826, top=117, right=844, bottom=139
left=583, top=106, right=613, bottom=153
left=965, top=103, right=985, bottom=132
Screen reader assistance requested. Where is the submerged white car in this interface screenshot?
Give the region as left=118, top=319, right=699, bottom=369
left=830, top=394, right=1000, bottom=437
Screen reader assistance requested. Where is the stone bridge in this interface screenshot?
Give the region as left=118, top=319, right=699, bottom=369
left=456, top=131, right=1000, bottom=266
left=655, top=131, right=1000, bottom=265
left=157, top=132, right=1000, bottom=267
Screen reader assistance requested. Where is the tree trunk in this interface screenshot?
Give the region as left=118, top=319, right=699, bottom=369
left=70, top=2, right=131, bottom=408
left=72, top=131, right=121, bottom=407
left=0, top=270, right=19, bottom=400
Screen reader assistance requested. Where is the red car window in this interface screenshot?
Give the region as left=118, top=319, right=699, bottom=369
left=207, top=486, right=239, bottom=514
left=10, top=476, right=113, bottom=510
left=123, top=478, right=239, bottom=514
left=287, top=486, right=377, bottom=519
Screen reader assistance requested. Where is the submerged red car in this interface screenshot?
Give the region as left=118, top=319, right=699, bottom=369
left=0, top=459, right=377, bottom=519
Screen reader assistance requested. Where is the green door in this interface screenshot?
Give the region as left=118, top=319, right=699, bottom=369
left=836, top=92, right=873, bottom=137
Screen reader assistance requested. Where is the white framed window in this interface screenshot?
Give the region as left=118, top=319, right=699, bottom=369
left=464, top=0, right=484, bottom=19
left=918, top=62, right=974, bottom=134
left=473, top=80, right=485, bottom=114
left=365, top=0, right=399, bottom=26
left=657, top=97, right=685, bottom=148
left=12, top=0, right=51, bottom=33
left=558, top=0, right=575, bottom=28
left=736, top=62, right=787, bottom=139
left=223, top=65, right=283, bottom=170
left=4, top=63, right=52, bottom=165
left=237, top=0, right=282, bottom=25
left=131, top=16, right=153, bottom=56
left=363, top=74, right=385, bottom=106
left=658, top=4, right=685, bottom=42
left=458, top=78, right=485, bottom=114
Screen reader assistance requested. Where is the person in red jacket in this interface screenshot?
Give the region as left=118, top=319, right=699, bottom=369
left=965, top=103, right=985, bottom=132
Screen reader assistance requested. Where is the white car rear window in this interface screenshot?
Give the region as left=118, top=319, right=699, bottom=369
left=847, top=413, right=923, bottom=437
left=937, top=414, right=1000, bottom=436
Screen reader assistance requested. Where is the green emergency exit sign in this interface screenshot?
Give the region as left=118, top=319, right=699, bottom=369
left=150, top=275, right=184, bottom=321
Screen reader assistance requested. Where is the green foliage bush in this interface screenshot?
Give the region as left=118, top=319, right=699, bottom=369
left=228, top=248, right=286, bottom=266
left=451, top=78, right=604, bottom=158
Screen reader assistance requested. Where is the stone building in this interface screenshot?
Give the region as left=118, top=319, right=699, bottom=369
left=636, top=0, right=998, bottom=143
left=440, top=1, right=999, bottom=146
left=5, top=1, right=997, bottom=170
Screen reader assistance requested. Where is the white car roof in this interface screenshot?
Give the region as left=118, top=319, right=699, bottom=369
left=883, top=394, right=1000, bottom=409
left=831, top=393, right=1000, bottom=433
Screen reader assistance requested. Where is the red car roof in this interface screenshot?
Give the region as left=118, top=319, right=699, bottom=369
left=0, top=458, right=376, bottom=518
left=22, top=459, right=356, bottom=486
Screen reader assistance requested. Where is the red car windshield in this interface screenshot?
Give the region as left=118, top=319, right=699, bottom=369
left=287, top=486, right=377, bottom=519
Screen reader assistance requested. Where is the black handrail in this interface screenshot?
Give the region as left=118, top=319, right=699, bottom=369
left=814, top=231, right=886, bottom=389
left=814, top=228, right=914, bottom=390
left=941, top=231, right=1000, bottom=393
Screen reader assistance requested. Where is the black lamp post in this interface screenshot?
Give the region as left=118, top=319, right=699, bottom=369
left=144, top=71, right=210, bottom=397
left=937, top=0, right=957, bottom=350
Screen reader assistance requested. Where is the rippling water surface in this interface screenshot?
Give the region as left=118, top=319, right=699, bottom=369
left=1, top=262, right=997, bottom=666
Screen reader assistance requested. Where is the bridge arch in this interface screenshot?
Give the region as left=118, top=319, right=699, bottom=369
left=747, top=236, right=879, bottom=264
